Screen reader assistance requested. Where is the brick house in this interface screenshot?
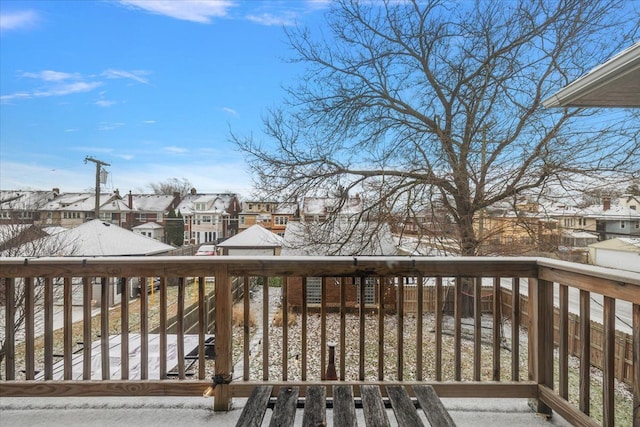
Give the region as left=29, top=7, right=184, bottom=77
left=281, top=218, right=399, bottom=312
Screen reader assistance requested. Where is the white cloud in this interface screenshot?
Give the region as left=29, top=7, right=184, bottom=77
left=246, top=12, right=297, bottom=26
left=164, top=146, right=188, bottom=154
left=143, top=120, right=156, bottom=124
left=102, top=69, right=150, bottom=84
left=65, top=129, right=80, bottom=133
left=119, top=0, right=235, bottom=23
left=222, top=107, right=238, bottom=116
left=98, top=122, right=125, bottom=131
left=95, top=99, right=116, bottom=107
left=22, top=70, right=80, bottom=82
left=0, top=10, right=39, bottom=32
left=33, top=81, right=103, bottom=97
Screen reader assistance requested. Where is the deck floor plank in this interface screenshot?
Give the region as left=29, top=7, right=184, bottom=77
left=413, top=384, right=456, bottom=427
left=333, top=385, right=357, bottom=426
left=361, top=385, right=390, bottom=427
left=269, top=387, right=299, bottom=427
left=236, top=385, right=273, bottom=427
left=302, top=386, right=326, bottom=427
left=386, top=385, right=424, bottom=426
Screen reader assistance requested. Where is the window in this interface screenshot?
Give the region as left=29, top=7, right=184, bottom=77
left=306, top=277, right=322, bottom=304
left=202, top=215, right=212, bottom=223
left=275, top=216, right=288, bottom=225
left=621, top=221, right=625, bottom=229
left=0, top=211, right=9, bottom=219
left=634, top=221, right=639, bottom=229
left=240, top=216, right=245, bottom=224
left=356, top=277, right=376, bottom=305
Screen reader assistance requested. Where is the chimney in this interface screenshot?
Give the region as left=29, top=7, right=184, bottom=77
left=114, top=188, right=120, bottom=197
left=603, top=196, right=611, bottom=211
left=52, top=188, right=60, bottom=196
left=191, top=188, right=197, bottom=195
left=128, top=191, right=133, bottom=209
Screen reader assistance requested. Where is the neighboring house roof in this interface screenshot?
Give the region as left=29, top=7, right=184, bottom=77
left=131, top=194, right=177, bottom=212
left=588, top=237, right=640, bottom=253
left=562, top=230, right=599, bottom=239
left=274, top=203, right=298, bottom=215
left=132, top=222, right=164, bottom=230
left=543, top=41, right=640, bottom=108
left=281, top=220, right=397, bottom=256
left=30, top=220, right=174, bottom=256
left=41, top=193, right=115, bottom=212
left=0, top=190, right=58, bottom=210
left=217, top=224, right=283, bottom=248
left=176, top=193, right=236, bottom=216
left=101, top=198, right=132, bottom=212
left=302, top=196, right=363, bottom=217
left=578, top=204, right=640, bottom=220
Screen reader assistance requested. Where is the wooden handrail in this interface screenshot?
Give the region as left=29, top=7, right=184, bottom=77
left=1, top=256, right=638, bottom=426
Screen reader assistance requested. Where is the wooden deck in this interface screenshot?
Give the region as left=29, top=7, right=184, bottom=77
left=237, top=384, right=456, bottom=427
left=1, top=256, right=639, bottom=427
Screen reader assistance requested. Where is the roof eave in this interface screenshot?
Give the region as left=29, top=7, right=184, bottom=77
left=543, top=42, right=640, bottom=108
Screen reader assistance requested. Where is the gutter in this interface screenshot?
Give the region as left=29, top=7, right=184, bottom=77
left=543, top=41, right=640, bottom=107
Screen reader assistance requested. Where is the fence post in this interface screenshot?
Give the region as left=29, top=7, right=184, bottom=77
left=214, top=263, right=232, bottom=411
left=528, top=278, right=553, bottom=416
left=633, top=303, right=639, bottom=427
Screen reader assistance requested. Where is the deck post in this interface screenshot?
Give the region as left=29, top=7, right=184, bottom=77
left=214, top=263, right=232, bottom=411
left=633, top=303, right=639, bottom=427
left=528, top=277, right=553, bottom=416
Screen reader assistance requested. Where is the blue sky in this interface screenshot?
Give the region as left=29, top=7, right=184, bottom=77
left=1, top=0, right=330, bottom=196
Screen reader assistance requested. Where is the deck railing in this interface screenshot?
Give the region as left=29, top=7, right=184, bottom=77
left=0, top=256, right=638, bottom=426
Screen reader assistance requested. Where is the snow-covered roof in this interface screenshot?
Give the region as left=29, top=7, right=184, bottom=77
left=132, top=222, right=164, bottom=230
left=101, top=198, right=132, bottom=212
left=281, top=220, right=397, bottom=256
left=176, top=193, right=236, bottom=216
left=0, top=190, right=57, bottom=210
left=131, top=194, right=177, bottom=212
left=30, top=220, right=174, bottom=256
left=578, top=204, right=640, bottom=220
left=589, top=237, right=640, bottom=253
left=217, top=224, right=283, bottom=248
left=562, top=230, right=599, bottom=239
left=302, top=196, right=363, bottom=217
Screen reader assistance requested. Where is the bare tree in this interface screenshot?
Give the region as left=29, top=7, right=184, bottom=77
left=0, top=224, right=77, bottom=378
left=232, top=0, right=639, bottom=259
left=148, top=178, right=193, bottom=197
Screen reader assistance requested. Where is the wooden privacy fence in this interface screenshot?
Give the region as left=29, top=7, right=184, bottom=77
left=501, top=288, right=635, bottom=387
left=406, top=284, right=635, bottom=386
left=403, top=284, right=495, bottom=314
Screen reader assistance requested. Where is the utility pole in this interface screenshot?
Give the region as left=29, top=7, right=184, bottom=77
left=85, top=156, right=110, bottom=220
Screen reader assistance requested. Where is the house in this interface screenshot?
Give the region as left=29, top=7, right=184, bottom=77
left=176, top=190, right=241, bottom=245
left=281, top=219, right=398, bottom=312
left=125, top=192, right=181, bottom=230
left=24, top=220, right=175, bottom=306
left=300, top=195, right=363, bottom=222
left=132, top=222, right=165, bottom=240
left=473, top=199, right=560, bottom=255
left=588, top=237, right=640, bottom=273
left=0, top=189, right=59, bottom=225
left=238, top=201, right=298, bottom=237
left=38, top=192, right=120, bottom=227
left=216, top=224, right=283, bottom=256
left=577, top=197, right=640, bottom=240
